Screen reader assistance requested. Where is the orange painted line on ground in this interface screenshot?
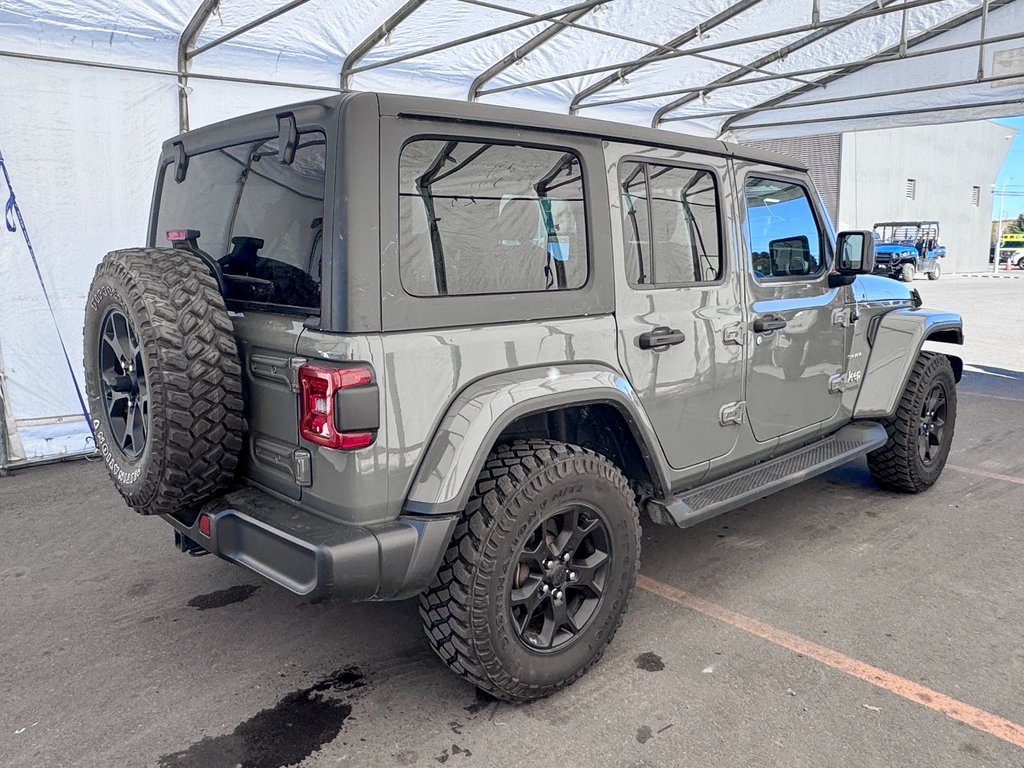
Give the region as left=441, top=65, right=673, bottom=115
left=635, top=574, right=1024, bottom=751
left=946, top=464, right=1024, bottom=486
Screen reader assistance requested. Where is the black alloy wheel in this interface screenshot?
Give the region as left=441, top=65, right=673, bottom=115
left=97, top=308, right=149, bottom=458
left=510, top=504, right=611, bottom=652
left=917, top=383, right=947, bottom=466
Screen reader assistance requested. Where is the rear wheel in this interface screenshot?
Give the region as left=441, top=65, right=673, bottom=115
left=867, top=352, right=956, bottom=493
left=419, top=439, right=640, bottom=701
left=927, top=261, right=941, bottom=280
left=1017, top=256, right=1024, bottom=270
left=901, top=262, right=915, bottom=282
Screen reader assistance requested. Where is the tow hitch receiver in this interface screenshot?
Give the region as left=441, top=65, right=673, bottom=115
left=174, top=530, right=209, bottom=557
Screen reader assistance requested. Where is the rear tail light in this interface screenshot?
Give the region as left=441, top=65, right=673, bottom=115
left=197, top=512, right=211, bottom=537
left=298, top=364, right=378, bottom=450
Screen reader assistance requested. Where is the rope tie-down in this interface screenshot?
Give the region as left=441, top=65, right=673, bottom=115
left=0, top=147, right=95, bottom=451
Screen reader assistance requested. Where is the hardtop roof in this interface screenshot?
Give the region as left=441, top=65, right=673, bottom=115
left=169, top=92, right=807, bottom=172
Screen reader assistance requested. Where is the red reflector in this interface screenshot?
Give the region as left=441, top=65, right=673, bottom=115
left=166, top=229, right=190, bottom=242
left=338, top=431, right=375, bottom=450
left=298, top=364, right=376, bottom=450
left=197, top=513, right=211, bottom=537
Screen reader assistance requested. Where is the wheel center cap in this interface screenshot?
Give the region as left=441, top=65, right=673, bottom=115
left=546, top=563, right=568, bottom=588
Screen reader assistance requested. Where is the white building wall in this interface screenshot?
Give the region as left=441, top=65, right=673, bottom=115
left=837, top=121, right=1016, bottom=274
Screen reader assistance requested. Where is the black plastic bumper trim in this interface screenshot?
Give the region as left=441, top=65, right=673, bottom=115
left=162, top=490, right=457, bottom=602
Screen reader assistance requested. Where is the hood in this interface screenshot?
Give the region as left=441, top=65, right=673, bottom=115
left=874, top=244, right=917, bottom=255
left=851, top=274, right=913, bottom=303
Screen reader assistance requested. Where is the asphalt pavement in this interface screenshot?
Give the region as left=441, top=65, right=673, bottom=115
left=1, top=278, right=1022, bottom=768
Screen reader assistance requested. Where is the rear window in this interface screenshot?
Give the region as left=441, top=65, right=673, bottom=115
left=154, top=132, right=327, bottom=311
left=398, top=139, right=588, bottom=297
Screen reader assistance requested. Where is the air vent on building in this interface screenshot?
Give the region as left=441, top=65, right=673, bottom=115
left=971, top=186, right=981, bottom=207
left=906, top=179, right=916, bottom=200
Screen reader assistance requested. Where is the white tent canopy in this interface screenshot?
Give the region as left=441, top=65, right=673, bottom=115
left=1, top=0, right=1022, bottom=465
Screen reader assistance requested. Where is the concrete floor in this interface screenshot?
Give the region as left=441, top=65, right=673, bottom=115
left=2, top=279, right=1023, bottom=768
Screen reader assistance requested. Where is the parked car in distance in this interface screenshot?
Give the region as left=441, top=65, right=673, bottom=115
left=872, top=221, right=945, bottom=281
left=990, top=233, right=1024, bottom=268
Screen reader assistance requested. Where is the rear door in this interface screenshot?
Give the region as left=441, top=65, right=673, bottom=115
left=609, top=146, right=745, bottom=471
left=736, top=166, right=846, bottom=443
left=153, top=127, right=331, bottom=499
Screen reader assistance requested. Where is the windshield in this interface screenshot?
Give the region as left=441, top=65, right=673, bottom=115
left=154, top=132, right=327, bottom=311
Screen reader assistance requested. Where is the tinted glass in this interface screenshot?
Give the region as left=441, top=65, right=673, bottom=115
left=156, top=133, right=326, bottom=310
left=619, top=162, right=722, bottom=286
left=744, top=177, right=823, bottom=279
left=399, top=140, right=587, bottom=296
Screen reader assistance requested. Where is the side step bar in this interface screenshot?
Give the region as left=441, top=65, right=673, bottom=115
left=647, top=422, right=888, bottom=529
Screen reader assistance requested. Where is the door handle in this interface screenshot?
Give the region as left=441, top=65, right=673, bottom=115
left=753, top=315, right=788, bottom=333
left=637, top=327, right=686, bottom=350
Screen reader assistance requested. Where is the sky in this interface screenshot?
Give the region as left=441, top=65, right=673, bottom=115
left=994, top=117, right=1024, bottom=221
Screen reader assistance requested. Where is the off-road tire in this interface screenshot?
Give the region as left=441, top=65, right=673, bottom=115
left=867, top=351, right=956, bottom=493
left=419, top=439, right=641, bottom=702
left=927, top=262, right=941, bottom=280
left=900, top=262, right=915, bottom=282
left=83, top=248, right=244, bottom=516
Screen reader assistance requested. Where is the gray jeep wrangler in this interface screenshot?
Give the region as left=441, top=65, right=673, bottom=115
left=84, top=93, right=963, bottom=702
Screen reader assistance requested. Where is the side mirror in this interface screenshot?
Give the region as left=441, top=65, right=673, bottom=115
left=836, top=230, right=875, bottom=274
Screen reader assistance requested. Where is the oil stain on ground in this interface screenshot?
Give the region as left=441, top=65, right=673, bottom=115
left=158, top=666, right=365, bottom=768
left=634, top=652, right=665, bottom=672
left=187, top=584, right=260, bottom=610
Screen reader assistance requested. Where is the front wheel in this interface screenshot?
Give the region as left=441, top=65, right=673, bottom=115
left=867, top=352, right=956, bottom=493
left=1017, top=257, right=1024, bottom=270
left=901, top=262, right=916, bottom=282
left=419, top=439, right=641, bottom=701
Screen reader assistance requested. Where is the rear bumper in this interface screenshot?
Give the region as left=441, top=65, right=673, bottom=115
left=162, top=487, right=457, bottom=602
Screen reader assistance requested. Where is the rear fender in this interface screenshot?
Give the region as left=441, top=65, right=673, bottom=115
left=402, top=365, right=670, bottom=516
left=854, top=309, right=962, bottom=418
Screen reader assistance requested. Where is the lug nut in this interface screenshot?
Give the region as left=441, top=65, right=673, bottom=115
left=561, top=552, right=571, bottom=562
left=540, top=583, right=550, bottom=594
left=553, top=590, right=563, bottom=600
left=568, top=571, right=577, bottom=581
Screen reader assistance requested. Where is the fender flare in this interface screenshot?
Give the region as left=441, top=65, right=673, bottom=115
left=854, top=308, right=963, bottom=418
left=401, top=364, right=671, bottom=516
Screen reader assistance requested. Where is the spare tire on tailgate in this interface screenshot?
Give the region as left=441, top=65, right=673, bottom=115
left=83, top=248, right=244, bottom=516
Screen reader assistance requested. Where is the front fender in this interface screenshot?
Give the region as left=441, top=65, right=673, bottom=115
left=402, top=364, right=670, bottom=516
left=854, top=309, right=963, bottom=418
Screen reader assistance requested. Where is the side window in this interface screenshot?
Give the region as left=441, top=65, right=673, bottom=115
left=398, top=139, right=588, bottom=297
left=619, top=161, right=722, bottom=286
left=156, top=132, right=326, bottom=310
left=744, top=176, right=824, bottom=280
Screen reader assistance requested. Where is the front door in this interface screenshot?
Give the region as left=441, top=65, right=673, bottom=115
left=611, top=149, right=745, bottom=471
left=738, top=169, right=846, bottom=443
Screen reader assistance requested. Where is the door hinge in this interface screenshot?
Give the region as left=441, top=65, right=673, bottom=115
left=723, top=323, right=744, bottom=346
left=828, top=372, right=845, bottom=393
left=719, top=401, right=746, bottom=426
left=831, top=308, right=849, bottom=327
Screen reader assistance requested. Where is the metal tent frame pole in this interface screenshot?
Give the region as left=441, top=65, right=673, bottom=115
left=474, top=0, right=949, bottom=98
left=177, top=0, right=220, bottom=133
left=717, top=0, right=1015, bottom=134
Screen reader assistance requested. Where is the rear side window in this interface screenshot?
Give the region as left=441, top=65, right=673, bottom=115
left=619, top=161, right=722, bottom=286
left=398, top=139, right=588, bottom=296
left=744, top=176, right=824, bottom=280
left=155, top=132, right=326, bottom=310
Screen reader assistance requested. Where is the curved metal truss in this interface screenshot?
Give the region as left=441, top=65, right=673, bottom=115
left=175, top=0, right=1022, bottom=135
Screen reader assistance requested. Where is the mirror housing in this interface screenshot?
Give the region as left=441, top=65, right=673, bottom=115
left=836, top=230, right=875, bottom=275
